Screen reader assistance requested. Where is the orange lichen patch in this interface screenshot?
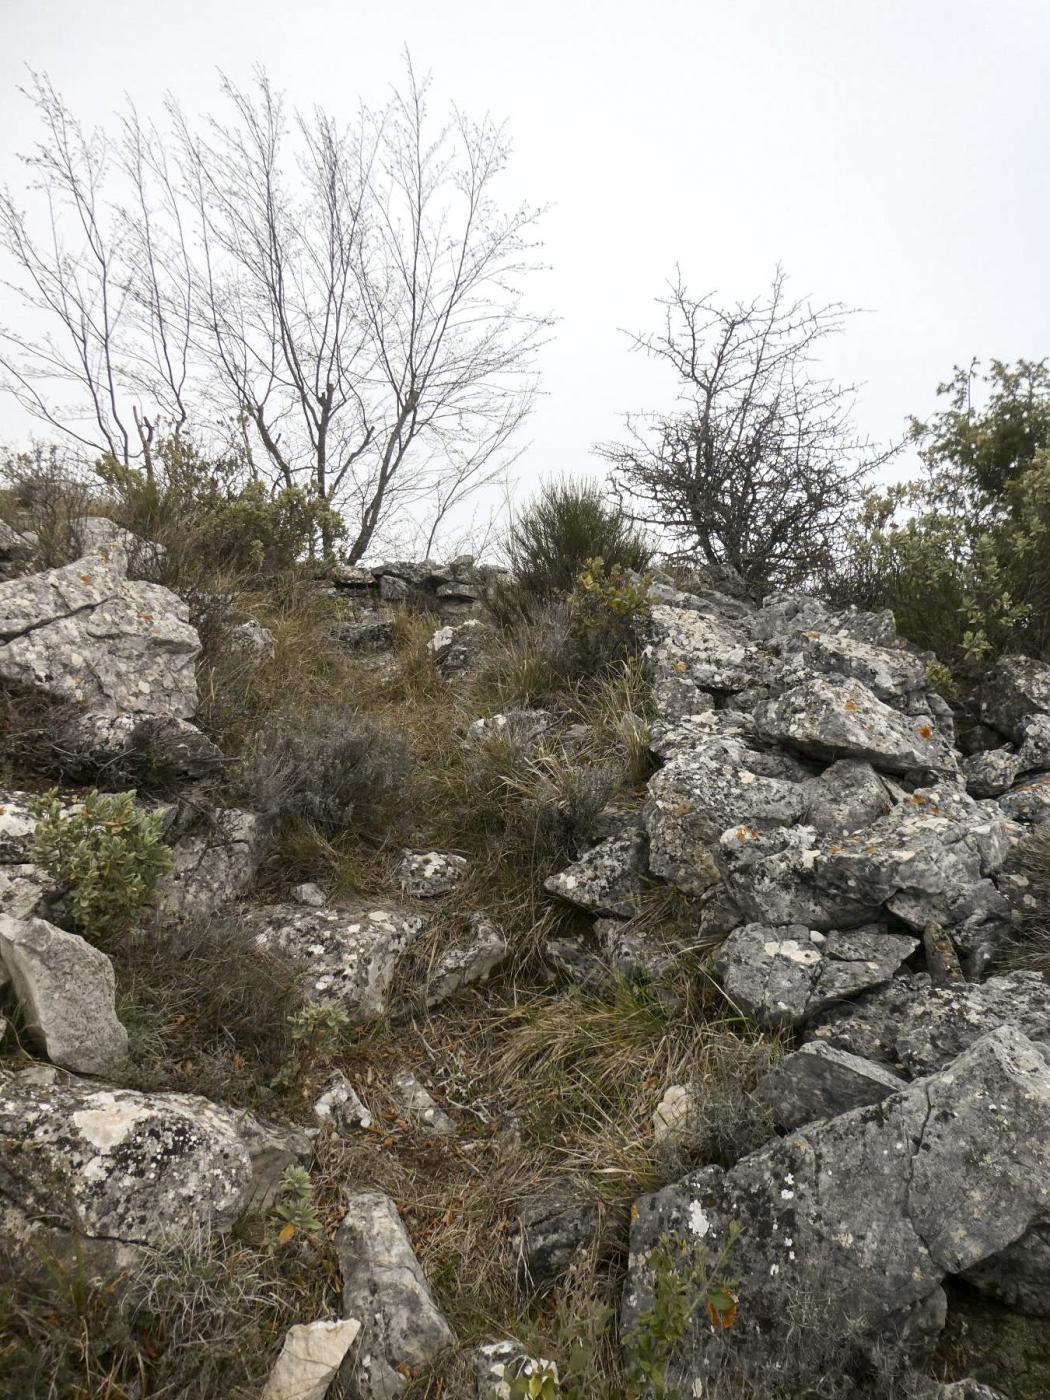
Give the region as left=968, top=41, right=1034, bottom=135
left=707, top=1288, right=739, bottom=1330
left=673, top=660, right=687, bottom=674
left=917, top=724, right=933, bottom=740
left=806, top=632, right=820, bottom=640
left=631, top=1203, right=639, bottom=1222
left=736, top=826, right=759, bottom=841
left=829, top=845, right=841, bottom=855
left=844, top=699, right=858, bottom=712
left=79, top=574, right=92, bottom=585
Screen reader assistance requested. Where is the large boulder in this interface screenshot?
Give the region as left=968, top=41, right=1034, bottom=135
left=715, top=922, right=917, bottom=1029
left=808, top=970, right=1050, bottom=1075
left=981, top=655, right=1050, bottom=743
left=0, top=915, right=127, bottom=1074
left=241, top=903, right=425, bottom=1019
left=644, top=603, right=764, bottom=698
left=0, top=543, right=200, bottom=718
left=623, top=1027, right=1050, bottom=1392
left=336, top=1190, right=454, bottom=1397
left=755, top=675, right=957, bottom=775
left=0, top=1070, right=255, bottom=1263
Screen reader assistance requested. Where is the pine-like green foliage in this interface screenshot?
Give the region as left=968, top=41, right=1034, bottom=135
left=29, top=788, right=172, bottom=942
left=505, top=479, right=651, bottom=614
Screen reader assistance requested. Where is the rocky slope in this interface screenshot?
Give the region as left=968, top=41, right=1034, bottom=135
left=2, top=520, right=1050, bottom=1397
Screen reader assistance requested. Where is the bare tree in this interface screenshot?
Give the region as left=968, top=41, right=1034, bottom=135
left=0, top=60, right=550, bottom=558
left=600, top=268, right=892, bottom=590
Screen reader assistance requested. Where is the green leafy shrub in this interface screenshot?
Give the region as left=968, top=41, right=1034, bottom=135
left=98, top=436, right=345, bottom=572
left=29, top=789, right=172, bottom=943
left=502, top=478, right=651, bottom=618
left=239, top=703, right=411, bottom=840
left=565, top=557, right=652, bottom=670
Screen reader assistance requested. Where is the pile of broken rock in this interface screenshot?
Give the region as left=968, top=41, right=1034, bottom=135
left=536, top=577, right=1050, bottom=1395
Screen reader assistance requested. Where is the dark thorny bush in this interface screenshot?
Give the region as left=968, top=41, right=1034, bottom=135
left=0, top=444, right=93, bottom=568
left=500, top=477, right=651, bottom=619
left=238, top=703, right=411, bottom=842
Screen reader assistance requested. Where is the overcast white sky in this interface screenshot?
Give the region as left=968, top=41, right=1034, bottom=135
left=1, top=0, right=1048, bottom=501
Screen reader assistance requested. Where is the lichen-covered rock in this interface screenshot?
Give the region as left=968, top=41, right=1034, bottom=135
left=57, top=710, right=223, bottom=783
left=241, top=903, right=425, bottom=1019
left=0, top=1071, right=255, bottom=1258
left=645, top=740, right=806, bottom=895
left=595, top=917, right=682, bottom=983
left=1000, top=773, right=1050, bottom=824
left=754, top=1041, right=903, bottom=1131
left=336, top=1190, right=454, bottom=1397
left=963, top=747, right=1025, bottom=798
left=396, top=849, right=468, bottom=899
left=645, top=603, right=764, bottom=698
left=772, top=628, right=928, bottom=704
left=715, top=922, right=917, bottom=1029
left=0, top=790, right=41, bottom=862
left=0, top=863, right=48, bottom=919
left=425, top=916, right=509, bottom=1007
left=623, top=1027, right=1050, bottom=1391
left=981, top=655, right=1050, bottom=742
left=472, top=1340, right=559, bottom=1399
left=261, top=1318, right=361, bottom=1400
left=292, top=882, right=327, bottom=907
left=1019, top=714, right=1050, bottom=772
left=0, top=915, right=127, bottom=1074
left=544, top=829, right=648, bottom=918
left=0, top=543, right=200, bottom=717
left=807, top=970, right=1050, bottom=1075
left=718, top=824, right=878, bottom=929
left=314, top=1074, right=373, bottom=1134
left=229, top=618, right=275, bottom=662
left=427, top=619, right=487, bottom=677
left=332, top=618, right=395, bottom=652
left=156, top=808, right=262, bottom=918
left=801, top=758, right=895, bottom=835
left=512, top=1193, right=600, bottom=1288
left=465, top=708, right=552, bottom=750
left=755, top=675, right=957, bottom=774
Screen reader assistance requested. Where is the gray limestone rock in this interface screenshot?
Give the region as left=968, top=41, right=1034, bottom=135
left=801, top=758, right=895, bottom=835
left=754, top=1041, right=904, bottom=1131
left=314, top=1074, right=373, bottom=1134
left=645, top=603, right=764, bottom=696
left=716, top=922, right=917, bottom=1029
left=0, top=790, right=42, bottom=862
left=999, top=773, right=1050, bottom=824
left=645, top=739, right=805, bottom=896
left=623, top=1027, right=1050, bottom=1392
left=241, top=903, right=425, bottom=1019
left=981, top=654, right=1050, bottom=742
left=0, top=1070, right=256, bottom=1257
left=773, top=629, right=928, bottom=704
left=336, top=1190, right=454, bottom=1397
left=156, top=808, right=262, bottom=918
left=0, top=543, right=200, bottom=718
left=755, top=675, right=957, bottom=775
left=1018, top=713, right=1050, bottom=772
left=57, top=710, right=223, bottom=783
left=962, top=747, right=1024, bottom=798
left=465, top=708, right=552, bottom=750
left=396, top=849, right=468, bottom=898
left=391, top=1069, right=455, bottom=1136
left=0, top=863, right=48, bottom=919
left=424, top=916, right=509, bottom=1007
left=0, top=915, right=127, bottom=1074
left=331, top=618, right=394, bottom=653
left=293, top=882, right=327, bottom=907
left=544, top=828, right=648, bottom=918
left=427, top=619, right=487, bottom=678
left=717, top=824, right=878, bottom=929
left=807, top=969, right=1050, bottom=1075
left=229, top=618, right=276, bottom=662
left=512, top=1194, right=600, bottom=1289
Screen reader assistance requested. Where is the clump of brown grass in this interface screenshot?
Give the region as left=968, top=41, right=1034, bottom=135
left=1001, top=825, right=1050, bottom=974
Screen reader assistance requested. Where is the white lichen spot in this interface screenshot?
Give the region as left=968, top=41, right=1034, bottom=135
left=72, top=1096, right=150, bottom=1152
left=688, top=1200, right=711, bottom=1239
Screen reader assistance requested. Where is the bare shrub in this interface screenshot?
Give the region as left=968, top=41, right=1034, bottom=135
left=238, top=703, right=411, bottom=842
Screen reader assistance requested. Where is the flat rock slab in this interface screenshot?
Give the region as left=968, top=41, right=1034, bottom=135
left=716, top=922, right=917, bottom=1029
left=807, top=970, right=1050, bottom=1075
left=544, top=829, right=649, bottom=918
left=261, top=1318, right=361, bottom=1400
left=0, top=1070, right=255, bottom=1253
left=0, top=914, right=127, bottom=1074
left=241, top=902, right=425, bottom=1019
left=0, top=543, right=200, bottom=718
left=623, top=1027, right=1050, bottom=1392
left=754, top=1041, right=904, bottom=1131
left=756, top=675, right=956, bottom=775
left=772, top=629, right=928, bottom=703
left=336, top=1190, right=454, bottom=1397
